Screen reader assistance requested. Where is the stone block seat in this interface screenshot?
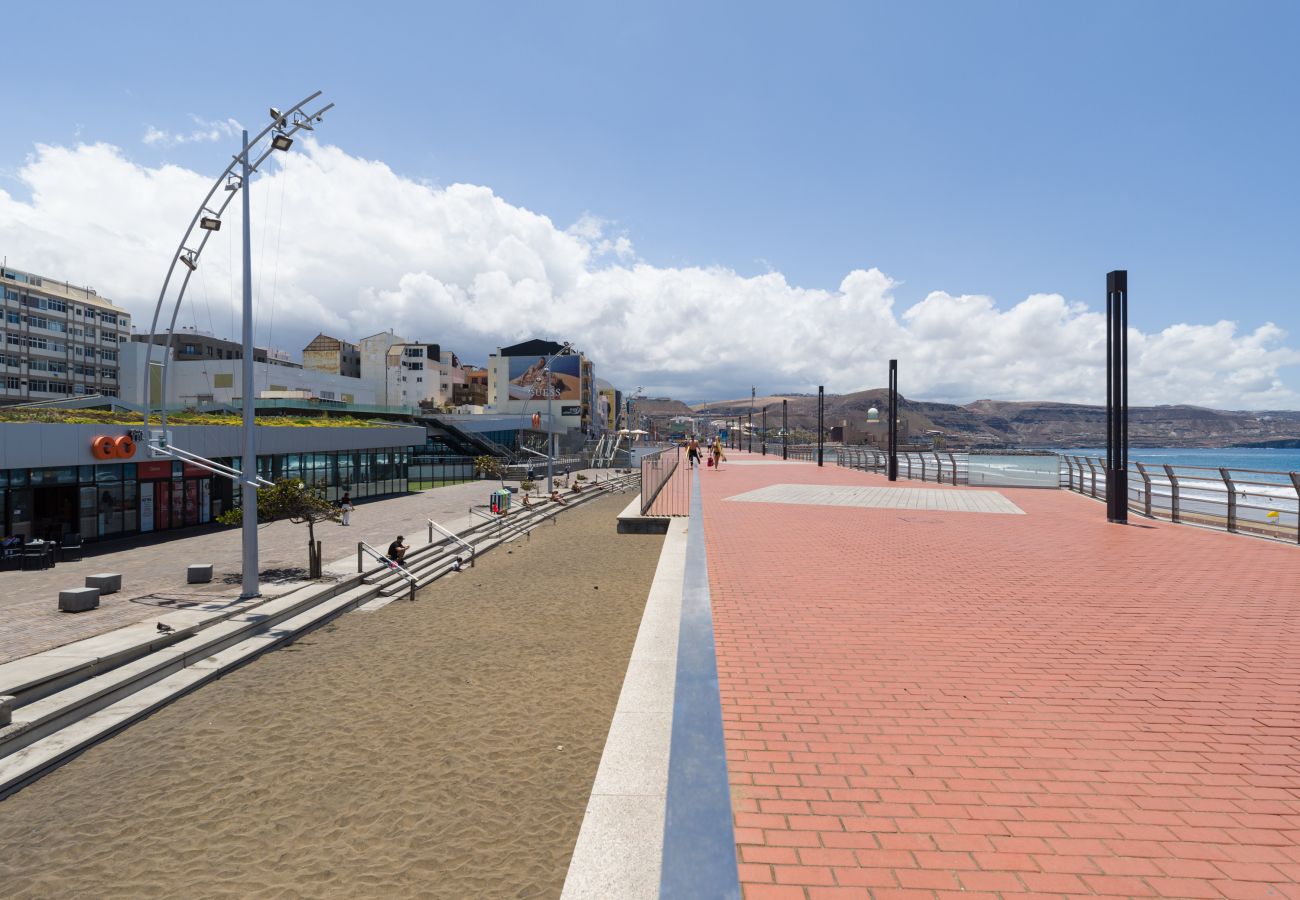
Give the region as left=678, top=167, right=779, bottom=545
left=85, top=573, right=122, bottom=595
left=187, top=564, right=213, bottom=584
left=59, top=587, right=100, bottom=613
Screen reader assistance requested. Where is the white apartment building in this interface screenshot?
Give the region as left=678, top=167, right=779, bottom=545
left=1, top=265, right=132, bottom=404
left=357, top=330, right=465, bottom=410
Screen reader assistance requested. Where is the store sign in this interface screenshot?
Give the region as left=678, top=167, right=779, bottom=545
left=139, top=482, right=155, bottom=533
left=561, top=405, right=581, bottom=417
left=91, top=434, right=137, bottom=460
left=137, top=461, right=172, bottom=479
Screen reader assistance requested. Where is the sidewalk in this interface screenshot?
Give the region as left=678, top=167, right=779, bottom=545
left=698, top=453, right=1300, bottom=900
left=0, top=470, right=611, bottom=664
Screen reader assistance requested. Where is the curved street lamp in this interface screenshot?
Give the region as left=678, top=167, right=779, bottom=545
left=143, top=91, right=334, bottom=600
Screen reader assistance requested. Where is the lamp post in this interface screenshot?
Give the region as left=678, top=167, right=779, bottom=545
left=782, top=398, right=788, bottom=460
left=761, top=405, right=768, bottom=455
left=887, top=360, right=899, bottom=482
left=817, top=385, right=824, bottom=467
left=141, top=93, right=333, bottom=601
left=1106, top=271, right=1129, bottom=524
left=749, top=386, right=755, bottom=453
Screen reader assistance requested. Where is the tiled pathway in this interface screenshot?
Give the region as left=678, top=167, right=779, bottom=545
left=698, top=453, right=1300, bottom=900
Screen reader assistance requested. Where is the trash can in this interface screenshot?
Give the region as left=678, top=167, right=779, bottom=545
left=489, top=489, right=511, bottom=515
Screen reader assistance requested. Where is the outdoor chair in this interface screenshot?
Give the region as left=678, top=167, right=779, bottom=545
left=60, top=534, right=83, bottom=563
left=21, top=550, right=49, bottom=571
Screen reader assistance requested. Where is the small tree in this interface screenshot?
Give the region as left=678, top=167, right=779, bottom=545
left=474, top=455, right=503, bottom=480
left=216, top=479, right=340, bottom=579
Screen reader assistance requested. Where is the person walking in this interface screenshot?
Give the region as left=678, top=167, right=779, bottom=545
left=338, top=491, right=353, bottom=526
left=687, top=437, right=701, bottom=469
left=711, top=436, right=726, bottom=471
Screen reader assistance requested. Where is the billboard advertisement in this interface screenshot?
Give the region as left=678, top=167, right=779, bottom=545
left=597, top=388, right=617, bottom=433
left=507, top=354, right=582, bottom=401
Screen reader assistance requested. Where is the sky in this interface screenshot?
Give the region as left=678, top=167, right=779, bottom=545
left=0, top=1, right=1297, bottom=408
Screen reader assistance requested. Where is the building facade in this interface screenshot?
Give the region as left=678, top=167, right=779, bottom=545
left=1, top=265, right=132, bottom=405
left=0, top=421, right=422, bottom=544
left=119, top=342, right=377, bottom=409
left=133, top=327, right=300, bottom=368
left=486, top=338, right=593, bottom=434
left=302, top=333, right=361, bottom=378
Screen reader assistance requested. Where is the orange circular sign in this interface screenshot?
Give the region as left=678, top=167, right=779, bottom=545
left=91, top=435, right=117, bottom=460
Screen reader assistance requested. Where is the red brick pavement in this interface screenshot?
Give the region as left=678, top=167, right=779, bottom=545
left=699, top=454, right=1300, bottom=900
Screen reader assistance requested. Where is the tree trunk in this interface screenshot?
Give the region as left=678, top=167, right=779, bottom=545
left=307, top=519, right=320, bottom=579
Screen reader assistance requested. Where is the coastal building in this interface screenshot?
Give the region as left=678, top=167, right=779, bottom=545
left=118, top=342, right=378, bottom=410
left=0, top=420, right=422, bottom=544
left=0, top=264, right=132, bottom=405
left=302, top=334, right=361, bottom=378
left=357, top=330, right=466, bottom=411
left=133, top=327, right=300, bottom=368
left=486, top=338, right=593, bottom=435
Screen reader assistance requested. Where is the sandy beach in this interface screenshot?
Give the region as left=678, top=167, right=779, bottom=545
left=0, top=491, right=664, bottom=899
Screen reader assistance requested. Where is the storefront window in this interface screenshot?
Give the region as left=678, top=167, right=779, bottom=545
left=95, top=464, right=122, bottom=483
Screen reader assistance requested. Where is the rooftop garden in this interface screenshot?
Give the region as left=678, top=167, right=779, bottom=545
left=0, top=408, right=391, bottom=428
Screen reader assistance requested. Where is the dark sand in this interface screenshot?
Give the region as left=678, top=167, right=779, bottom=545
left=0, top=492, right=664, bottom=899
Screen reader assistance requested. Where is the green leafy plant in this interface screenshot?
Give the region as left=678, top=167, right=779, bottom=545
left=474, top=455, right=503, bottom=479
left=520, top=480, right=535, bottom=492
left=216, top=479, right=340, bottom=578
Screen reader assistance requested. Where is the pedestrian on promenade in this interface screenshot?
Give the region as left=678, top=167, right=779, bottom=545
left=711, top=436, right=726, bottom=470
left=687, top=437, right=701, bottom=468
left=339, top=491, right=353, bottom=526
left=387, top=535, right=408, bottom=564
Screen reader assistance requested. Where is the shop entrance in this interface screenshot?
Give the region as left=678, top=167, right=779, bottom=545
left=32, top=485, right=78, bottom=542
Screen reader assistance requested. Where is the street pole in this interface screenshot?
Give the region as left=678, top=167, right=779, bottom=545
left=1106, top=270, right=1129, bottom=523
left=239, top=130, right=259, bottom=600
left=817, top=386, right=825, bottom=466
left=782, top=398, right=788, bottom=460
left=749, top=386, right=755, bottom=453
left=547, top=362, right=554, bottom=494
left=887, top=360, right=899, bottom=482
left=762, top=405, right=767, bottom=455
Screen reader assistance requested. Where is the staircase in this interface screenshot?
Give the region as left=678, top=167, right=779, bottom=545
left=0, top=473, right=639, bottom=799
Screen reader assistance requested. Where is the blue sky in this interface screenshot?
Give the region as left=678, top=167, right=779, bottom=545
left=1, top=1, right=1297, bottom=406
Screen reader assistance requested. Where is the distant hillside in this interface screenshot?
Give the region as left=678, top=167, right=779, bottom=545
left=677, top=391, right=1300, bottom=449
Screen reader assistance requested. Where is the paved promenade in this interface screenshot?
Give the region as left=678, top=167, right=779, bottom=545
left=698, top=454, right=1300, bottom=900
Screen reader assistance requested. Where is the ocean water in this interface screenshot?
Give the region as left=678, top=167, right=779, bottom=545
left=1064, top=447, right=1300, bottom=476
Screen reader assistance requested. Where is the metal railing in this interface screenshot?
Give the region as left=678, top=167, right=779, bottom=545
left=357, top=541, right=417, bottom=601
left=640, top=445, right=688, bottom=516
left=1062, top=455, right=1300, bottom=544
left=837, top=448, right=969, bottom=485
left=427, top=518, right=475, bottom=567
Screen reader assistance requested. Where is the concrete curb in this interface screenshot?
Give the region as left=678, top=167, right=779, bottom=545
left=562, top=517, right=688, bottom=899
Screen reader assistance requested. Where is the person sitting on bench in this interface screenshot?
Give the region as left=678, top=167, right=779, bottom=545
left=549, top=490, right=567, bottom=505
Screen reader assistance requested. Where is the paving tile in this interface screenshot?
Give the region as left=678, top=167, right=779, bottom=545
left=700, top=452, right=1300, bottom=900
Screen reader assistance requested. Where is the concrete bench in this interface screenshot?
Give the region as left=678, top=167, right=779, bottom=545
left=59, top=587, right=100, bottom=613
left=187, top=564, right=213, bottom=584
left=85, top=573, right=121, bottom=595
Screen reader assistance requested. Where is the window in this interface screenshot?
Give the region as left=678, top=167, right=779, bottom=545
left=405, top=361, right=423, bottom=371
left=28, top=379, right=49, bottom=392
left=182, top=343, right=198, bottom=354
left=26, top=315, right=49, bottom=329
left=404, top=347, right=423, bottom=357
left=47, top=298, right=67, bottom=313
left=101, top=368, right=117, bottom=380
left=100, top=312, right=118, bottom=325
left=100, top=349, right=117, bottom=361
left=101, top=332, right=118, bottom=343
left=47, top=320, right=67, bottom=333
left=5, top=311, right=18, bottom=325
left=4, top=376, right=18, bottom=390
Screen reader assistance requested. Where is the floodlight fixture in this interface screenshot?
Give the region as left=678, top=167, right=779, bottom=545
left=225, top=174, right=242, bottom=192
left=269, top=107, right=287, bottom=128
left=199, top=210, right=221, bottom=231
left=270, top=132, right=293, bottom=152
left=179, top=249, right=198, bottom=271
left=292, top=111, right=314, bottom=131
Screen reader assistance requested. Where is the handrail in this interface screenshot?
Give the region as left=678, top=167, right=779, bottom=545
left=428, top=518, right=475, bottom=567
left=357, top=541, right=417, bottom=601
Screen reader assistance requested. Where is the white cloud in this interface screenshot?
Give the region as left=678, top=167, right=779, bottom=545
left=142, top=116, right=243, bottom=148
left=0, top=139, right=1296, bottom=409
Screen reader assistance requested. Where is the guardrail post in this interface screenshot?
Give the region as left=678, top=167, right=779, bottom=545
left=1164, top=464, right=1180, bottom=523
left=919, top=454, right=927, bottom=482
left=1220, top=468, right=1237, bottom=532
left=1290, top=473, right=1300, bottom=544
left=1064, top=456, right=1074, bottom=491
left=428, top=521, right=434, bottom=544
left=357, top=543, right=363, bottom=573
left=1135, top=462, right=1152, bottom=517
left=1086, top=457, right=1098, bottom=498
left=947, top=452, right=958, bottom=485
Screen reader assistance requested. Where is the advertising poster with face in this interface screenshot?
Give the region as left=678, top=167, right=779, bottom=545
left=507, top=355, right=582, bottom=401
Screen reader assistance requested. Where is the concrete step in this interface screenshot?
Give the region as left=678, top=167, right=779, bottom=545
left=0, top=582, right=377, bottom=799
left=0, top=575, right=370, bottom=761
